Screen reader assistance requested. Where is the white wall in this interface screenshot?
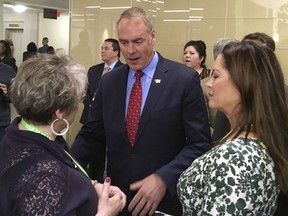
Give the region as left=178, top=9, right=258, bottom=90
left=3, top=12, right=38, bottom=67
left=38, top=12, right=70, bottom=55
left=3, top=11, right=69, bottom=67
left=0, top=0, right=3, bottom=38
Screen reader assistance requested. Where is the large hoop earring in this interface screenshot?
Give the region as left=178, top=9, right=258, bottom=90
left=51, top=118, right=69, bottom=136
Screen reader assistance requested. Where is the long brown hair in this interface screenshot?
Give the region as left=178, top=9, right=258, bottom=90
left=221, top=41, right=288, bottom=193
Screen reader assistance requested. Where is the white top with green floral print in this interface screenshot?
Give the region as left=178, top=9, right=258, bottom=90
left=177, top=137, right=279, bottom=215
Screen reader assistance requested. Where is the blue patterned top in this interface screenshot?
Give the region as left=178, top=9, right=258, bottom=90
left=177, top=137, right=279, bottom=215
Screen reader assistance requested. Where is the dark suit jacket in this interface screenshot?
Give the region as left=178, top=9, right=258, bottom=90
left=38, top=45, right=49, bottom=53
left=0, top=56, right=17, bottom=72
left=0, top=63, right=16, bottom=127
left=80, top=60, right=123, bottom=124
left=22, top=51, right=37, bottom=62
left=71, top=53, right=212, bottom=215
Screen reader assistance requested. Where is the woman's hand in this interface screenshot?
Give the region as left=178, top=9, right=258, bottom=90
left=95, top=177, right=126, bottom=216
left=0, top=83, right=8, bottom=95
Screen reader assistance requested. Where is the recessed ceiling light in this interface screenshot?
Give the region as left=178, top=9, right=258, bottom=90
left=14, top=5, right=27, bottom=13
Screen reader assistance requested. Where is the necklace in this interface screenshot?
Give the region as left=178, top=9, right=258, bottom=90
left=20, top=118, right=90, bottom=179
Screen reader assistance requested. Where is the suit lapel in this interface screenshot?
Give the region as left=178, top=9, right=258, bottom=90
left=114, top=66, right=131, bottom=144
left=134, top=57, right=170, bottom=144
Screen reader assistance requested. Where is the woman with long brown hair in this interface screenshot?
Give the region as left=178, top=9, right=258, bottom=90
left=178, top=41, right=288, bottom=215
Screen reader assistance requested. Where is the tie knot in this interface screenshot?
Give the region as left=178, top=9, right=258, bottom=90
left=104, top=66, right=110, bottom=74
left=136, top=70, right=143, bottom=79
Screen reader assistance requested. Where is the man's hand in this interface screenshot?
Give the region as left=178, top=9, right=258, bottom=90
left=128, top=173, right=167, bottom=216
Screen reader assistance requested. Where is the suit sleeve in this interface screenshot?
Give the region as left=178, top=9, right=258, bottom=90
left=80, top=67, right=96, bottom=124
left=155, top=71, right=212, bottom=195
left=71, top=79, right=106, bottom=169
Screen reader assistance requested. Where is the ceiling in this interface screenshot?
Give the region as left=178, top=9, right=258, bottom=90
left=3, top=0, right=69, bottom=13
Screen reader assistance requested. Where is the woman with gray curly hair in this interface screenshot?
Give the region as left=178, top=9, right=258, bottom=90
left=0, top=54, right=126, bottom=216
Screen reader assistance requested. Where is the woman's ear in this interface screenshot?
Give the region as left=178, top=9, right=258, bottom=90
left=200, top=56, right=204, bottom=64
left=55, top=109, right=65, bottom=120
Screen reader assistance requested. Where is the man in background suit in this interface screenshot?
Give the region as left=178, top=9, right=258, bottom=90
left=80, top=38, right=123, bottom=182
left=38, top=37, right=49, bottom=53
left=71, top=7, right=211, bottom=216
left=80, top=38, right=123, bottom=124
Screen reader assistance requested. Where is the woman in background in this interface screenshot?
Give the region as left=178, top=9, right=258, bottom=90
left=177, top=41, right=288, bottom=215
left=0, top=40, right=17, bottom=72
left=184, top=40, right=214, bottom=130
left=0, top=54, right=126, bottom=215
left=183, top=40, right=211, bottom=79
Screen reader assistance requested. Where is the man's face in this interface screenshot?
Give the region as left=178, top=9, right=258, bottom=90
left=42, top=39, right=48, bottom=45
left=101, top=41, right=118, bottom=65
left=117, top=18, right=156, bottom=71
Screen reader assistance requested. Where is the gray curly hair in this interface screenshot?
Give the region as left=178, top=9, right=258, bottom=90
left=10, top=54, right=87, bottom=125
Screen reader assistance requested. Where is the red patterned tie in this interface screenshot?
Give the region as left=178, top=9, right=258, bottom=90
left=126, top=70, right=143, bottom=145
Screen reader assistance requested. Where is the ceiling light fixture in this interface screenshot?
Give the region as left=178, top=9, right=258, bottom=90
left=14, top=5, right=27, bottom=13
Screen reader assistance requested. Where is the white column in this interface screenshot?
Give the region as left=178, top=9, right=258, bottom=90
left=0, top=0, right=3, bottom=38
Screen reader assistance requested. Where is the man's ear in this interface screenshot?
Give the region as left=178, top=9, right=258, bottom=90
left=151, top=29, right=156, bottom=44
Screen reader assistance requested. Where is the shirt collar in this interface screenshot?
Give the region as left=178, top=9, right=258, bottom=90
left=130, top=51, right=158, bottom=78
left=104, top=59, right=119, bottom=70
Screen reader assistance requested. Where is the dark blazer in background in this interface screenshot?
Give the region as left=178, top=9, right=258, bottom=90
left=71, top=53, right=212, bottom=215
left=79, top=60, right=123, bottom=182
left=0, top=56, right=17, bottom=73
left=80, top=60, right=123, bottom=124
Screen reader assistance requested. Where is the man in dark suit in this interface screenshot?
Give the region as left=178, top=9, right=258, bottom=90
left=38, top=37, right=49, bottom=53
left=71, top=7, right=212, bottom=216
left=80, top=38, right=123, bottom=124
left=80, top=38, right=123, bottom=182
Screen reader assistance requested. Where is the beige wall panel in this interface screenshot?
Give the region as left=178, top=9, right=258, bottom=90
left=276, top=49, right=288, bottom=81
left=189, top=0, right=228, bottom=19
left=226, top=0, right=274, bottom=19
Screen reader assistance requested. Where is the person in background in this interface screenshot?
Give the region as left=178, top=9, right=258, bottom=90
left=55, top=48, right=66, bottom=57
left=0, top=54, right=126, bottom=216
left=178, top=41, right=288, bottom=215
left=213, top=38, right=239, bottom=61
left=38, top=37, right=49, bottom=53
left=243, top=32, right=276, bottom=51
left=183, top=40, right=211, bottom=80
left=5, top=37, right=14, bottom=56
left=0, top=40, right=17, bottom=72
left=80, top=38, right=123, bottom=183
left=71, top=7, right=211, bottom=216
left=80, top=38, right=123, bottom=125
left=183, top=40, right=214, bottom=131
left=47, top=46, right=55, bottom=54
left=22, top=42, right=38, bottom=62
left=0, top=62, right=16, bottom=142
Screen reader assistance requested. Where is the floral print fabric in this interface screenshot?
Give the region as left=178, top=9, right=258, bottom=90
left=177, top=137, right=279, bottom=215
